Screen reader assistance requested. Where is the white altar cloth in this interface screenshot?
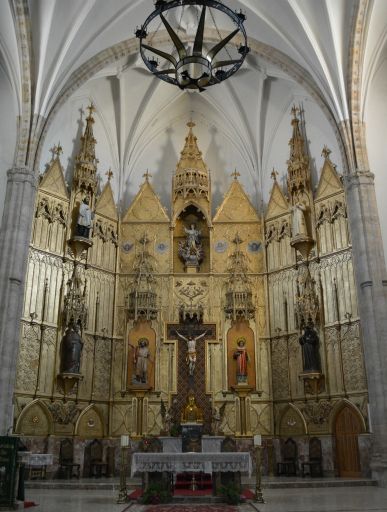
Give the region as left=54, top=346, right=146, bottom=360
left=20, top=453, right=53, bottom=466
left=131, top=452, right=251, bottom=477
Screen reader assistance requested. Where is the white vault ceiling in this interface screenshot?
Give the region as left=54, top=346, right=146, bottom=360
left=1, top=1, right=387, bottom=249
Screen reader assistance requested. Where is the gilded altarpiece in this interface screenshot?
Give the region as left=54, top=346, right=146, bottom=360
left=13, top=110, right=369, bottom=477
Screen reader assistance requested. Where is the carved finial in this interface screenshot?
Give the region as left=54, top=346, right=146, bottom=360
left=139, top=232, right=150, bottom=246
left=54, top=141, right=63, bottom=157
left=143, top=169, right=152, bottom=182
left=106, top=168, right=113, bottom=181
left=231, top=169, right=240, bottom=181
left=291, top=104, right=299, bottom=119
left=232, top=232, right=243, bottom=246
left=87, top=103, right=96, bottom=118
left=271, top=168, right=278, bottom=181
left=321, top=145, right=331, bottom=159
left=187, top=121, right=195, bottom=129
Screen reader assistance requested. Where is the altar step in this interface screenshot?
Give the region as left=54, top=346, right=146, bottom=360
left=24, top=476, right=377, bottom=491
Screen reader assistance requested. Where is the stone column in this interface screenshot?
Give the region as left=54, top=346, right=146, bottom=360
left=344, top=169, right=387, bottom=484
left=0, top=167, right=37, bottom=435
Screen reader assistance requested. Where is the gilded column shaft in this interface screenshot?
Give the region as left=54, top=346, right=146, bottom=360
left=0, top=166, right=37, bottom=434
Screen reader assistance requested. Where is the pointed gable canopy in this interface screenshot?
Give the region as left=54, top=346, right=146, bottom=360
left=123, top=177, right=169, bottom=223
left=95, top=180, right=117, bottom=220
left=40, top=153, right=69, bottom=200
left=315, top=146, right=343, bottom=200
left=214, top=174, right=259, bottom=223
left=266, top=173, right=289, bottom=220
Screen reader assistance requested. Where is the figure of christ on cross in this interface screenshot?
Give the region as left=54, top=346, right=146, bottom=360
left=174, top=330, right=207, bottom=376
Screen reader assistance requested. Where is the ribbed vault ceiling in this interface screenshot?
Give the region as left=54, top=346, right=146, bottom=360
left=1, top=1, right=387, bottom=222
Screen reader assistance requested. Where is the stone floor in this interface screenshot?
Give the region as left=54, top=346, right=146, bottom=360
left=21, top=485, right=387, bottom=512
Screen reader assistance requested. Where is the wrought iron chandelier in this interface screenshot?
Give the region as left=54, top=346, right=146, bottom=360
left=135, top=0, right=249, bottom=92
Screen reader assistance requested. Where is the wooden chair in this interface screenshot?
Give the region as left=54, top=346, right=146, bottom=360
left=59, top=439, right=80, bottom=479
left=277, top=438, right=297, bottom=476
left=89, top=439, right=108, bottom=478
left=301, top=437, right=323, bottom=477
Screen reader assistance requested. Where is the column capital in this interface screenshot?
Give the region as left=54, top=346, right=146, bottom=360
left=344, top=169, right=375, bottom=189
left=6, top=166, right=37, bottom=187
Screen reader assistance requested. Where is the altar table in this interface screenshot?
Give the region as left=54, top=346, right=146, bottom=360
left=131, top=452, right=252, bottom=477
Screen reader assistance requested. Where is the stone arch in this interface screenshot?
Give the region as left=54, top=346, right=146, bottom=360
left=15, top=399, right=53, bottom=436
left=277, top=403, right=307, bottom=437
left=75, top=404, right=104, bottom=438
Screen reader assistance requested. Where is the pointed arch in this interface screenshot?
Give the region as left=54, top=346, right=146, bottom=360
left=277, top=402, right=307, bottom=437
left=15, top=399, right=53, bottom=436
left=172, top=201, right=212, bottom=227
left=75, top=404, right=104, bottom=438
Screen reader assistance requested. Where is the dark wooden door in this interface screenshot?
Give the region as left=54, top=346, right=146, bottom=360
left=335, top=406, right=362, bottom=477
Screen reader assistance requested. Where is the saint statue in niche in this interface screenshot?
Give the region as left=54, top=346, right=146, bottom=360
left=132, top=338, right=150, bottom=384
left=178, top=223, right=204, bottom=267
left=299, top=320, right=321, bottom=372
left=75, top=197, right=92, bottom=238
left=233, top=337, right=249, bottom=384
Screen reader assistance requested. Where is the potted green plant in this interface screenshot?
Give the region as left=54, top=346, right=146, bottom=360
left=141, top=483, right=172, bottom=504
left=219, top=483, right=242, bottom=505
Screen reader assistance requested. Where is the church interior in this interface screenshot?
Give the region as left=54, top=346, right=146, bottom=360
left=1, top=1, right=387, bottom=510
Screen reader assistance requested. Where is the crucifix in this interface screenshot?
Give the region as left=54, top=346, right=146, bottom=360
left=166, top=322, right=216, bottom=388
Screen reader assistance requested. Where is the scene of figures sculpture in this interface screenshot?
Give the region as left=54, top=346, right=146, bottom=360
left=132, top=338, right=150, bottom=384
left=178, top=223, right=204, bottom=268
left=75, top=197, right=92, bottom=238
left=59, top=326, right=84, bottom=374
left=299, top=320, right=321, bottom=373
left=175, top=330, right=207, bottom=376
left=160, top=399, right=173, bottom=435
left=181, top=395, right=203, bottom=423
left=291, top=198, right=308, bottom=238
left=211, top=403, right=226, bottom=435
left=233, top=337, right=249, bottom=384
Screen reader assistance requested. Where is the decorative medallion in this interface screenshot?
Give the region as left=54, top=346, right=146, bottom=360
left=248, top=241, right=261, bottom=253
left=121, top=241, right=134, bottom=253
left=156, top=241, right=168, bottom=254
left=214, top=240, right=228, bottom=253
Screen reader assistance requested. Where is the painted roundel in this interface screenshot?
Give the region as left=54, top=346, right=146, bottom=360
left=214, top=240, right=228, bottom=253
left=121, top=241, right=134, bottom=253
left=156, top=242, right=169, bottom=254
left=248, top=241, right=261, bottom=253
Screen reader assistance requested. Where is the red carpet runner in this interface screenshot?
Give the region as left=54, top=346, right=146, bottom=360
left=143, top=507, right=238, bottom=512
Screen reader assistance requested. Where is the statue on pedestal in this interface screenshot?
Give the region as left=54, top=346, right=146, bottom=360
left=75, top=197, right=92, bottom=238
left=299, top=320, right=321, bottom=372
left=291, top=200, right=308, bottom=238
left=60, top=326, right=84, bottom=374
